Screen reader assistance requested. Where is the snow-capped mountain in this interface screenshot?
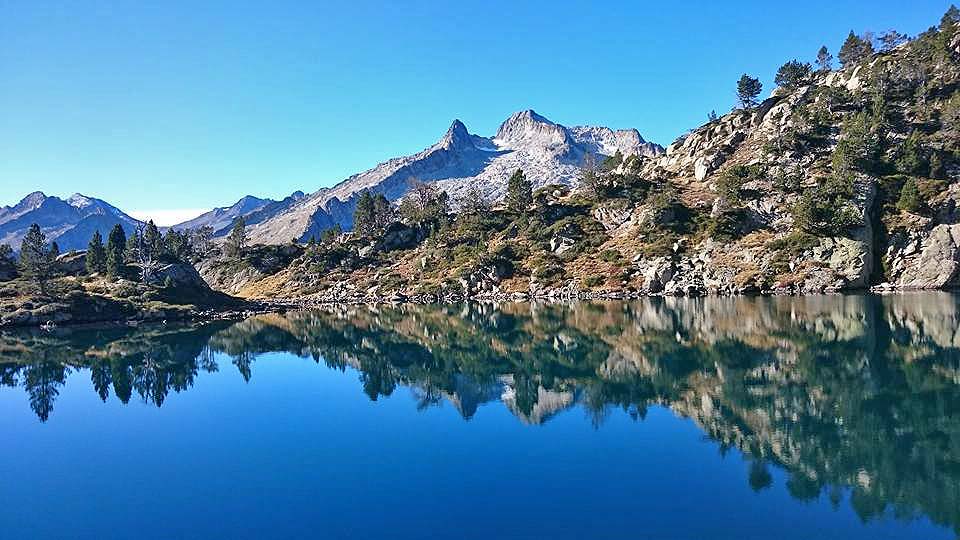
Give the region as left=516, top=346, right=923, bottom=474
left=245, top=109, right=663, bottom=244
left=0, top=192, right=142, bottom=252
left=171, top=191, right=305, bottom=237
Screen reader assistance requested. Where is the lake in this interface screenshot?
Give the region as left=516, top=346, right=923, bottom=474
left=1, top=294, right=959, bottom=539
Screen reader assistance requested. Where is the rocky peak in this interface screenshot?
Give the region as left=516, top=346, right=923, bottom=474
left=438, top=119, right=475, bottom=151
left=494, top=109, right=571, bottom=149
left=13, top=191, right=48, bottom=212
left=66, top=193, right=95, bottom=209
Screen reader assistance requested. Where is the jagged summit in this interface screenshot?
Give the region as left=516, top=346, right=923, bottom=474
left=438, top=119, right=475, bottom=150
left=494, top=109, right=570, bottom=149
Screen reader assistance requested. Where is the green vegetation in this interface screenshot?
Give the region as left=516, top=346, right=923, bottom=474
left=736, top=74, right=763, bottom=109
left=838, top=31, right=873, bottom=67
left=224, top=216, right=247, bottom=258
left=774, top=60, right=812, bottom=89
left=18, top=224, right=53, bottom=292
left=505, top=168, right=533, bottom=213
left=85, top=230, right=106, bottom=274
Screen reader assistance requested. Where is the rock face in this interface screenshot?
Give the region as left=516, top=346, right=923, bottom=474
left=889, top=224, right=960, bottom=289
left=243, top=110, right=664, bottom=244
left=0, top=192, right=141, bottom=253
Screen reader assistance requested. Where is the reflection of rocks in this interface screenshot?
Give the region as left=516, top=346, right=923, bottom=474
left=436, top=374, right=502, bottom=420
left=500, top=376, right=577, bottom=425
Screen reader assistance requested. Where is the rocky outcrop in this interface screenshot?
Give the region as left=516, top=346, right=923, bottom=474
left=887, top=224, right=960, bottom=289
left=153, top=262, right=210, bottom=289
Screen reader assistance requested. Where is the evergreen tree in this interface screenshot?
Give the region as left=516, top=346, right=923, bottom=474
left=124, top=228, right=139, bottom=262
left=105, top=224, right=126, bottom=279
left=897, top=178, right=921, bottom=213
left=816, top=46, right=833, bottom=71
left=838, top=31, right=874, bottom=67
left=505, top=169, right=533, bottom=213
left=143, top=220, right=161, bottom=260
left=225, top=216, right=246, bottom=258
left=18, top=224, right=52, bottom=291
left=896, top=131, right=928, bottom=176
left=353, top=191, right=376, bottom=236
left=736, top=74, right=763, bottom=109
left=85, top=230, right=107, bottom=275
left=878, top=30, right=907, bottom=52
left=707, top=110, right=718, bottom=122
left=774, top=60, right=812, bottom=89
left=163, top=229, right=190, bottom=261
left=941, top=4, right=960, bottom=31
left=372, top=193, right=394, bottom=231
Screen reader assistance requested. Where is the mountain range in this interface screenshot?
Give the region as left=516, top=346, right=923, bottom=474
left=240, top=109, right=662, bottom=244
left=0, top=192, right=141, bottom=253
left=1, top=110, right=660, bottom=249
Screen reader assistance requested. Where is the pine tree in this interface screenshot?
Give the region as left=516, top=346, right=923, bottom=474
left=85, top=230, right=107, bottom=275
left=838, top=31, right=874, bottom=68
left=372, top=193, right=394, bottom=231
left=941, top=4, right=960, bottom=31
left=736, top=74, right=763, bottom=109
left=143, top=220, right=161, bottom=260
left=353, top=191, right=376, bottom=236
left=505, top=169, right=533, bottom=213
left=19, top=223, right=52, bottom=291
left=225, top=216, right=246, bottom=258
left=816, top=46, right=833, bottom=72
left=775, top=60, right=812, bottom=89
left=105, top=224, right=126, bottom=279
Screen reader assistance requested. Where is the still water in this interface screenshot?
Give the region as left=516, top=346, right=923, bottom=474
left=1, top=294, right=959, bottom=539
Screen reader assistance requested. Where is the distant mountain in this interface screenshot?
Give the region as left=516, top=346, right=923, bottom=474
left=170, top=191, right=305, bottom=237
left=244, top=110, right=663, bottom=244
left=0, top=192, right=142, bottom=252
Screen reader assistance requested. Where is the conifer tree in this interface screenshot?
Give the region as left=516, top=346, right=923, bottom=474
left=86, top=230, right=107, bottom=275
left=19, top=223, right=52, bottom=291
left=816, top=46, right=833, bottom=71
left=736, top=74, right=763, bottom=109
left=105, top=224, right=126, bottom=279
left=505, top=169, right=533, bottom=213
left=838, top=31, right=874, bottom=67
left=353, top=191, right=376, bottom=236
left=225, top=216, right=246, bottom=258
left=775, top=60, right=812, bottom=89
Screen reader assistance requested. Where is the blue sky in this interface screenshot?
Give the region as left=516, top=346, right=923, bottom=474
left=0, top=0, right=953, bottom=223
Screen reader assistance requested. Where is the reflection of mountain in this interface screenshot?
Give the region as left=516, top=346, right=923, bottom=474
left=1, top=294, right=960, bottom=534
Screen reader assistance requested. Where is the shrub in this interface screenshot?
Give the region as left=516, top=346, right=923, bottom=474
left=897, top=178, right=921, bottom=213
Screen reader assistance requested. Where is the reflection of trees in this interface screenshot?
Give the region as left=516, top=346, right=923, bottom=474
left=2, top=294, right=960, bottom=533
left=23, top=361, right=69, bottom=422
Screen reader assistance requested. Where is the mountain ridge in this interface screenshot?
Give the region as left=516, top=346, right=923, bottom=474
left=242, top=109, right=663, bottom=244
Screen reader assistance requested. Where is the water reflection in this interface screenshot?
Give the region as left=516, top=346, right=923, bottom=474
left=2, top=294, right=960, bottom=534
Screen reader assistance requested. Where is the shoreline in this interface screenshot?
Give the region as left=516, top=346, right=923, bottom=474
left=4, top=286, right=957, bottom=330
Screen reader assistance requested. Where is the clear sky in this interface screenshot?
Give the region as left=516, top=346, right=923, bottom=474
left=0, top=0, right=953, bottom=224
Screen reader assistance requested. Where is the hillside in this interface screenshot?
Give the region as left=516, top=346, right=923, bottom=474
left=197, top=10, right=960, bottom=300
